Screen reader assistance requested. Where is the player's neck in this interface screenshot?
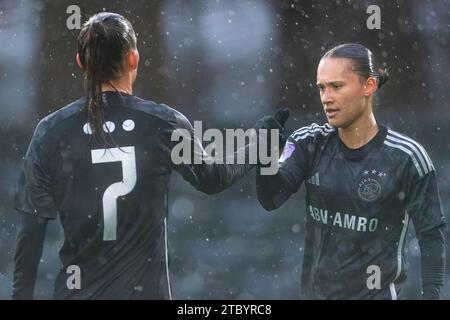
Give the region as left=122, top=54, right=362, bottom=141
left=101, top=76, right=133, bottom=95
left=338, top=111, right=378, bottom=149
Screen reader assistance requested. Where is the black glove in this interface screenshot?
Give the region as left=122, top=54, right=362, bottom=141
left=254, top=108, right=290, bottom=131
left=253, top=108, right=290, bottom=168
left=254, top=108, right=290, bottom=147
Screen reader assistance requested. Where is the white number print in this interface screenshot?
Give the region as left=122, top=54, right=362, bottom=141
left=91, top=146, right=137, bottom=241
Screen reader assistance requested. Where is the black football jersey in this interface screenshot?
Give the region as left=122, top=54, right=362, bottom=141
left=257, top=123, right=445, bottom=299
left=15, top=91, right=253, bottom=299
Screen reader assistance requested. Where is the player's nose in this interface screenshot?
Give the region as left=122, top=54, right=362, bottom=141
left=321, top=90, right=334, bottom=106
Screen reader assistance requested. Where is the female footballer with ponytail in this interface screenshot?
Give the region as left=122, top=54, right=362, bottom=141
left=12, top=12, right=289, bottom=300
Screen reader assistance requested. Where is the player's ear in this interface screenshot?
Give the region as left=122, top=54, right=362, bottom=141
left=127, top=49, right=139, bottom=71
left=76, top=54, right=83, bottom=70
left=363, top=77, right=377, bottom=96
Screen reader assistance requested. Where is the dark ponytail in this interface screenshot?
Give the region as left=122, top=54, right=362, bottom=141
left=377, top=67, right=389, bottom=89
left=77, top=12, right=136, bottom=146
left=322, top=43, right=389, bottom=89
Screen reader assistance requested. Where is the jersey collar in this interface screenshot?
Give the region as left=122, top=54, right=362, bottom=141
left=337, top=123, right=388, bottom=161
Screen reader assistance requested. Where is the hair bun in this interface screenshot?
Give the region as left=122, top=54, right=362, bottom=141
left=377, top=68, right=389, bottom=89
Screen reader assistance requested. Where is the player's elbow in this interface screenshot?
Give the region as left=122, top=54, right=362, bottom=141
left=258, top=197, right=280, bottom=211
left=257, top=189, right=288, bottom=211
left=200, top=188, right=222, bottom=195
left=196, top=183, right=226, bottom=195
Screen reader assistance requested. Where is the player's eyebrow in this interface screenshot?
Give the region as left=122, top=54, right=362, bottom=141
left=316, top=80, right=345, bottom=87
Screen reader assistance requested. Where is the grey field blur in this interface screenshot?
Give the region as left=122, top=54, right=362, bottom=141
left=1, top=0, right=450, bottom=299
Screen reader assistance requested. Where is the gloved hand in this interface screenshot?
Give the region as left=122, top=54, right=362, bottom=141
left=254, top=108, right=290, bottom=131
left=253, top=108, right=290, bottom=169
left=254, top=108, right=290, bottom=149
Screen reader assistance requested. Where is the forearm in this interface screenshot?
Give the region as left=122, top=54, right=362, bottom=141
left=193, top=144, right=256, bottom=195
left=173, top=108, right=289, bottom=195
left=418, top=225, right=446, bottom=300
left=256, top=167, right=296, bottom=211
left=12, top=213, right=47, bottom=300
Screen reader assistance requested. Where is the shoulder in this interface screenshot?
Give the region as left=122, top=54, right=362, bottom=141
left=125, top=96, right=190, bottom=129
left=290, top=123, right=336, bottom=143
left=279, top=123, right=334, bottom=164
left=384, top=127, right=435, bottom=178
left=32, top=97, right=85, bottom=144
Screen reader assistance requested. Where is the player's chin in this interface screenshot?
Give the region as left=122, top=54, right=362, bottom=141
left=326, top=118, right=342, bottom=128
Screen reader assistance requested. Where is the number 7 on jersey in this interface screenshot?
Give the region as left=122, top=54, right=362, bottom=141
left=91, top=147, right=137, bottom=241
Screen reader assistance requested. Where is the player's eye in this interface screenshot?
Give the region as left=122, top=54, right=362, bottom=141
left=332, top=84, right=342, bottom=89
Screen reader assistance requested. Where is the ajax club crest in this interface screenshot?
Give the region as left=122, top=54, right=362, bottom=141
left=358, top=169, right=385, bottom=202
